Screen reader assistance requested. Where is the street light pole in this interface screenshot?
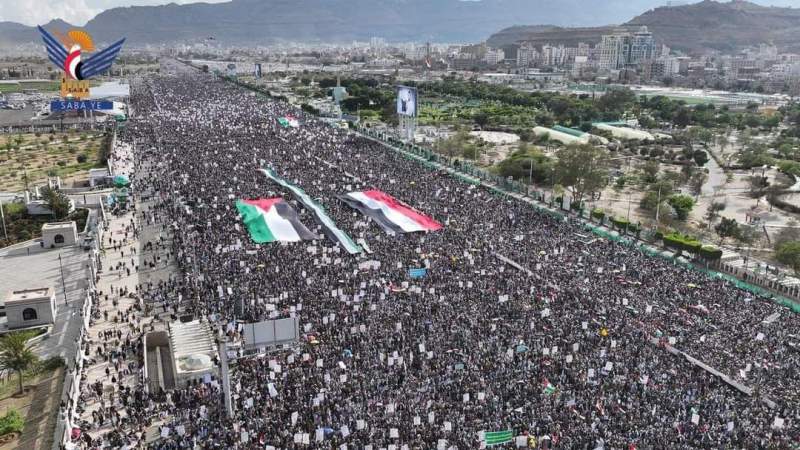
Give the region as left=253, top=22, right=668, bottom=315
left=626, top=192, right=633, bottom=223
left=655, top=184, right=662, bottom=225
left=58, top=253, right=68, bottom=306
left=529, top=158, right=533, bottom=185
left=0, top=197, right=7, bottom=241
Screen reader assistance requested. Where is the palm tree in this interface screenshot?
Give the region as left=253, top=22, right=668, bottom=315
left=0, top=332, right=38, bottom=394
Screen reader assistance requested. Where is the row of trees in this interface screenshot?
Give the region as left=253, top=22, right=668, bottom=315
left=496, top=143, right=608, bottom=206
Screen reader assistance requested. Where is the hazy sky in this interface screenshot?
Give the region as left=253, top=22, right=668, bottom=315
left=0, top=0, right=230, bottom=26
left=1, top=0, right=799, bottom=27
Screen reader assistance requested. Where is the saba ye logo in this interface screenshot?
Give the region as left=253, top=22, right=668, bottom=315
left=37, top=26, right=125, bottom=99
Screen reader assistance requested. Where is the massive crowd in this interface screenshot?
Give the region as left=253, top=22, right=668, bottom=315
left=80, top=69, right=799, bottom=449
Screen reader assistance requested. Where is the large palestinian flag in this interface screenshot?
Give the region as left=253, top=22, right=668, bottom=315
left=278, top=116, right=300, bottom=128
left=259, top=168, right=362, bottom=254
left=340, top=190, right=443, bottom=234
left=235, top=198, right=316, bottom=243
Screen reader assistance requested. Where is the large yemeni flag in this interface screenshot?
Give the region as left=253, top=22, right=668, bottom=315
left=340, top=190, right=443, bottom=234
left=235, top=198, right=316, bottom=243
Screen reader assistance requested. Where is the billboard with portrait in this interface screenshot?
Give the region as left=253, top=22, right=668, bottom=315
left=396, top=86, right=417, bottom=117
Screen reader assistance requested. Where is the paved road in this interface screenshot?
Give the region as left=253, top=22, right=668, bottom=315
left=0, top=242, right=90, bottom=362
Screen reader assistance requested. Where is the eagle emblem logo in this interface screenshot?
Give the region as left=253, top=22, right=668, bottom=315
left=37, top=26, right=125, bottom=81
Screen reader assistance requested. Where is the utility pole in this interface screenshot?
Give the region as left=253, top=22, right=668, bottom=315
left=626, top=192, right=633, bottom=224
left=529, top=158, right=534, bottom=185
left=219, top=340, right=233, bottom=419
left=0, top=197, right=6, bottom=242
left=58, top=253, right=68, bottom=306
left=655, top=184, right=663, bottom=225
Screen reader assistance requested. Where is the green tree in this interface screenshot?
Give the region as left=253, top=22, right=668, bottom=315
left=641, top=160, right=660, bottom=184
left=40, top=186, right=71, bottom=220
left=774, top=222, right=800, bottom=248
left=0, top=332, right=38, bottom=394
left=673, top=108, right=691, bottom=128
left=776, top=241, right=800, bottom=275
left=497, top=147, right=553, bottom=184
left=705, top=202, right=726, bottom=223
left=553, top=144, right=609, bottom=204
left=473, top=112, right=489, bottom=128
left=715, top=217, right=738, bottom=244
left=667, top=194, right=695, bottom=221
left=693, top=150, right=709, bottom=166
left=688, top=171, right=708, bottom=198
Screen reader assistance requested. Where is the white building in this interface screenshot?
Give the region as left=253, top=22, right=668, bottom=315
left=484, top=48, right=505, bottom=66
left=598, top=27, right=656, bottom=70
left=517, top=44, right=539, bottom=68
left=3, top=288, right=57, bottom=330
left=41, top=221, right=78, bottom=248
left=594, top=123, right=655, bottom=141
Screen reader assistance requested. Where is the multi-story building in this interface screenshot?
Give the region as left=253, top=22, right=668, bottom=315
left=628, top=27, right=657, bottom=66
left=517, top=43, right=539, bottom=68
left=644, top=56, right=680, bottom=81
left=597, top=31, right=628, bottom=70
left=484, top=48, right=505, bottom=66
left=597, top=26, right=657, bottom=70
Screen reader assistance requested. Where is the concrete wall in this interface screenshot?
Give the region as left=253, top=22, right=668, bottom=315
left=6, top=297, right=56, bottom=329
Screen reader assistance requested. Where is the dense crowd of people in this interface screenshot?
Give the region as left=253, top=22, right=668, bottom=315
left=80, top=68, right=799, bottom=449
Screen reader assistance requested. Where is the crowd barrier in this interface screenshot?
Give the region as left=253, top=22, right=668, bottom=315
left=354, top=126, right=800, bottom=313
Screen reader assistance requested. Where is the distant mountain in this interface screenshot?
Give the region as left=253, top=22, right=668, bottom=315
left=488, top=0, right=800, bottom=53
left=0, top=19, right=76, bottom=48
left=0, top=0, right=745, bottom=47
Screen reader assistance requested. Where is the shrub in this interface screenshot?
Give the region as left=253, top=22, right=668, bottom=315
left=76, top=154, right=87, bottom=164
left=0, top=410, right=23, bottom=436
left=699, top=245, right=723, bottom=260
left=610, top=217, right=631, bottom=231
left=663, top=232, right=702, bottom=254
left=591, top=208, right=605, bottom=220
left=41, top=355, right=65, bottom=371
left=667, top=194, right=695, bottom=221
left=56, top=161, right=66, bottom=167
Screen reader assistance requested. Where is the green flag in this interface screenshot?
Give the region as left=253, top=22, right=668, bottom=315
left=485, top=430, right=513, bottom=446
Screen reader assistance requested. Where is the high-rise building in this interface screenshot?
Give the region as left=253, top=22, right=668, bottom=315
left=484, top=48, right=505, bottom=66
left=598, top=31, right=628, bottom=70
left=517, top=43, right=538, bottom=68
left=628, top=27, right=657, bottom=65
left=598, top=26, right=657, bottom=70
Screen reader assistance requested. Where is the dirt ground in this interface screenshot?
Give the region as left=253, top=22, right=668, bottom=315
left=0, top=132, right=106, bottom=191
left=0, top=367, right=64, bottom=450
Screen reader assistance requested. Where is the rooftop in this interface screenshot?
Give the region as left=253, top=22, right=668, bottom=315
left=169, top=320, right=217, bottom=374
left=41, top=222, right=75, bottom=230
left=7, top=287, right=53, bottom=303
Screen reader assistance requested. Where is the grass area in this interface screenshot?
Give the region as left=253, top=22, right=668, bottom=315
left=0, top=364, right=64, bottom=450
left=0, top=131, right=107, bottom=191
left=0, top=81, right=60, bottom=94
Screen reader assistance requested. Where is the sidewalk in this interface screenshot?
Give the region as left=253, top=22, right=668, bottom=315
left=73, top=140, right=178, bottom=446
